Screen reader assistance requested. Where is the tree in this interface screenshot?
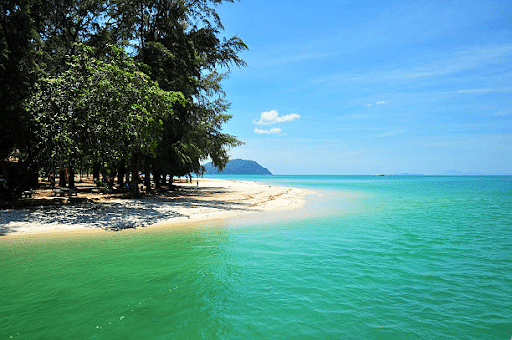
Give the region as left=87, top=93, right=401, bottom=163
left=0, top=0, right=43, bottom=159
left=2, top=0, right=246, bottom=200
left=104, top=0, right=246, bottom=177
left=27, top=44, right=183, bottom=192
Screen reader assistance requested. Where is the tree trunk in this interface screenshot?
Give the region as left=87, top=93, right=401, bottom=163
left=169, top=173, right=174, bottom=190
left=69, top=166, right=75, bottom=189
left=154, top=170, right=161, bottom=189
left=132, top=168, right=139, bottom=196
left=118, top=165, right=125, bottom=187
left=92, top=164, right=100, bottom=181
left=59, top=168, right=67, bottom=187
left=101, top=169, right=108, bottom=186
left=144, top=170, right=151, bottom=192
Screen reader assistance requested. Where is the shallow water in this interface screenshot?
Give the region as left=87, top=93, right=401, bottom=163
left=1, top=176, right=512, bottom=339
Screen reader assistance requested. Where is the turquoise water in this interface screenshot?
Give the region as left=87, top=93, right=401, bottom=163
left=1, top=176, right=512, bottom=339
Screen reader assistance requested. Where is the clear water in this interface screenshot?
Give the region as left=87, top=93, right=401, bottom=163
left=1, top=176, right=512, bottom=339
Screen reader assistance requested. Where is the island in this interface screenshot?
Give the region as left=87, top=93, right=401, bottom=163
left=203, top=159, right=272, bottom=175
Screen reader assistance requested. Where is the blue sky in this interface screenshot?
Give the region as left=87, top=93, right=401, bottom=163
left=215, top=0, right=512, bottom=175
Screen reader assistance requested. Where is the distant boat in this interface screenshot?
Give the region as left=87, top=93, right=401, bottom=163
left=374, top=174, right=385, bottom=177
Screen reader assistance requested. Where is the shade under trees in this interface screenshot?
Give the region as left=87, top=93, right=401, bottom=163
left=0, top=0, right=246, bottom=199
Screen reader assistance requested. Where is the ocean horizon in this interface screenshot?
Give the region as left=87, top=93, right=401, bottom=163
left=2, top=175, right=511, bottom=339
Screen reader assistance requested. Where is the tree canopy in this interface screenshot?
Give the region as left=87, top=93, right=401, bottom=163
left=0, top=0, right=246, bottom=198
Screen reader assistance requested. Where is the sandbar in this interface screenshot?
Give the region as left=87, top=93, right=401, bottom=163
left=0, top=178, right=314, bottom=238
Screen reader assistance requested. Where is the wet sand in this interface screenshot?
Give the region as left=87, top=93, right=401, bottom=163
left=0, top=178, right=314, bottom=237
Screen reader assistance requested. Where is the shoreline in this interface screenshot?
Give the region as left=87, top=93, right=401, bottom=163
left=0, top=178, right=315, bottom=238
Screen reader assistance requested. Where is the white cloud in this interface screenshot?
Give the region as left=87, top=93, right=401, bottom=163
left=365, top=100, right=391, bottom=107
left=254, top=110, right=300, bottom=125
left=456, top=87, right=512, bottom=94
left=372, top=129, right=405, bottom=138
left=255, top=127, right=282, bottom=134
left=338, top=114, right=373, bottom=120
left=376, top=100, right=392, bottom=105
left=313, top=45, right=512, bottom=87
left=456, top=88, right=496, bottom=94
left=488, top=110, right=512, bottom=117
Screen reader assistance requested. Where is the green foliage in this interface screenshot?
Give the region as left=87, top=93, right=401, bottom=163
left=27, top=43, right=183, bottom=173
left=0, top=0, right=42, bottom=158
left=2, top=0, right=246, bottom=195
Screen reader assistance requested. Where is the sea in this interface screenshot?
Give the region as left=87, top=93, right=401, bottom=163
left=1, top=175, right=511, bottom=339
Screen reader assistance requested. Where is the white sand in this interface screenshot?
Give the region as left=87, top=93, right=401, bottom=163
left=0, top=179, right=314, bottom=237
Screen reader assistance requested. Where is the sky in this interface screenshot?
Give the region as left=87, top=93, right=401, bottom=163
left=214, top=0, right=512, bottom=175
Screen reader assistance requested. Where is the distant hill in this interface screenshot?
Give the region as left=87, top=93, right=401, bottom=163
left=441, top=171, right=486, bottom=175
left=203, top=159, right=272, bottom=175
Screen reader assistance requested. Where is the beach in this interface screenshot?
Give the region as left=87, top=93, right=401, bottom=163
left=0, top=178, right=314, bottom=237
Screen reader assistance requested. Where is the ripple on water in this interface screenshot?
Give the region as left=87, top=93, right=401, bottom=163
left=2, top=176, right=512, bottom=339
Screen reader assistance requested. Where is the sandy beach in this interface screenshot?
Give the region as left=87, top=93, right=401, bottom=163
left=0, top=178, right=314, bottom=237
